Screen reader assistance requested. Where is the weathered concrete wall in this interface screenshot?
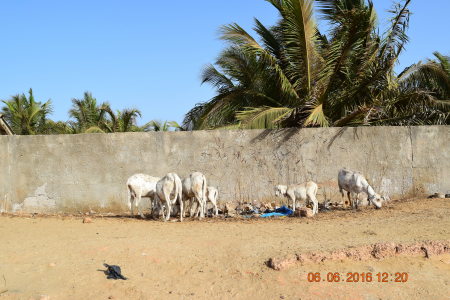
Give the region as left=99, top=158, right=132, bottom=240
left=0, top=126, right=448, bottom=213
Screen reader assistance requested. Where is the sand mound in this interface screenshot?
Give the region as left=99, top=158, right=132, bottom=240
left=269, top=240, right=450, bottom=271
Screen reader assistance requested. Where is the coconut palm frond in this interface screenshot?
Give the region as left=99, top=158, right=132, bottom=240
left=117, top=109, right=142, bottom=132
left=166, top=121, right=185, bottom=131
left=220, top=23, right=299, bottom=102
left=201, top=64, right=234, bottom=92
left=84, top=126, right=105, bottom=134
left=433, top=52, right=450, bottom=76
left=236, top=106, right=293, bottom=129
left=253, top=18, right=283, bottom=61
left=333, top=106, right=371, bottom=127
left=303, top=103, right=329, bottom=127
left=278, top=0, right=318, bottom=93
left=379, top=0, right=411, bottom=66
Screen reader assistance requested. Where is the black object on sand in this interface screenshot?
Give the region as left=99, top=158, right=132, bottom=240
left=103, top=263, right=128, bottom=280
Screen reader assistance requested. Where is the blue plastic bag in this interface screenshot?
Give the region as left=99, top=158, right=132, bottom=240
left=260, top=206, right=293, bottom=218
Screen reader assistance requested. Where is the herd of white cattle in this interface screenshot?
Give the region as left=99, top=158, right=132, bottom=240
left=127, top=168, right=389, bottom=222
left=127, top=172, right=218, bottom=222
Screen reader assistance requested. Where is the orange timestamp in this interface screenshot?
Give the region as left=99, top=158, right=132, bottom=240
left=307, top=272, right=409, bottom=283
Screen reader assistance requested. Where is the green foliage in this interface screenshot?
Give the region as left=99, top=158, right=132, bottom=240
left=184, top=0, right=449, bottom=129
left=1, top=89, right=53, bottom=135
left=68, top=92, right=144, bottom=133
left=100, top=106, right=142, bottom=133
left=68, top=92, right=110, bottom=133
left=236, top=106, right=293, bottom=129
left=0, top=90, right=182, bottom=135
left=141, top=120, right=184, bottom=132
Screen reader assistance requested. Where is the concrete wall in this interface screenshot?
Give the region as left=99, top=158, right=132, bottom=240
left=0, top=126, right=448, bottom=213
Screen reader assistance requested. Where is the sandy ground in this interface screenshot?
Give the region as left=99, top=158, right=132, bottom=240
left=0, top=198, right=449, bottom=300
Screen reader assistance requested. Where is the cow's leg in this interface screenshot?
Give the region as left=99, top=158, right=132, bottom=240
left=193, top=200, right=199, bottom=218
left=183, top=200, right=189, bottom=218
left=179, top=198, right=183, bottom=222
left=355, top=193, right=360, bottom=209
left=190, top=199, right=197, bottom=217
left=135, top=192, right=145, bottom=219
left=151, top=198, right=158, bottom=219
left=203, top=200, right=209, bottom=217
left=351, top=193, right=359, bottom=210
left=287, top=191, right=296, bottom=210
left=309, top=194, right=318, bottom=215
left=194, top=196, right=205, bottom=219
left=197, top=200, right=204, bottom=219
left=164, top=195, right=171, bottom=222
left=199, top=197, right=205, bottom=219
left=339, top=184, right=344, bottom=198
left=347, top=191, right=353, bottom=209
left=156, top=196, right=165, bottom=221
left=129, top=196, right=135, bottom=217
left=212, top=200, right=218, bottom=216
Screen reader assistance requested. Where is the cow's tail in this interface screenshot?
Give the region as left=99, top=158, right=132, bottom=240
left=213, top=188, right=218, bottom=202
left=127, top=184, right=133, bottom=210
left=168, top=174, right=179, bottom=204
left=176, top=175, right=182, bottom=204
left=311, top=182, right=319, bottom=204
left=202, top=175, right=207, bottom=205
left=173, top=174, right=183, bottom=221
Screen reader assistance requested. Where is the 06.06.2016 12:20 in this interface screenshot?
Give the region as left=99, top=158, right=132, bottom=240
left=307, top=272, right=409, bottom=283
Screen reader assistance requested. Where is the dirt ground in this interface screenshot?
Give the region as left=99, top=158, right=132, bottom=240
left=0, top=198, right=449, bottom=300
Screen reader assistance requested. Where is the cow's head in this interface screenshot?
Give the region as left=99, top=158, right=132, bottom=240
left=368, top=193, right=384, bottom=209
left=275, top=185, right=288, bottom=197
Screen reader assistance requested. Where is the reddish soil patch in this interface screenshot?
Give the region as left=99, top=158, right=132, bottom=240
left=269, top=240, right=450, bottom=270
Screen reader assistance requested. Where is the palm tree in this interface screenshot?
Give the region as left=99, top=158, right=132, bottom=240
left=167, top=121, right=185, bottom=131
left=68, top=92, right=110, bottom=133
left=100, top=106, right=143, bottom=132
left=69, top=92, right=156, bottom=133
left=1, top=89, right=53, bottom=135
left=141, top=120, right=184, bottom=132
left=184, top=0, right=448, bottom=129
left=378, top=52, right=449, bottom=125
left=40, top=120, right=75, bottom=135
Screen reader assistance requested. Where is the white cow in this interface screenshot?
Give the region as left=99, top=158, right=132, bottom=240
left=127, top=174, right=160, bottom=218
left=275, top=181, right=319, bottom=215
left=338, top=168, right=386, bottom=209
left=186, top=186, right=218, bottom=217
left=155, top=173, right=183, bottom=222
left=182, top=172, right=207, bottom=218
left=206, top=186, right=219, bottom=216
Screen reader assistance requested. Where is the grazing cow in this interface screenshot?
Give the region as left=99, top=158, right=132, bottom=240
left=187, top=186, right=218, bottom=217
left=338, top=168, right=387, bottom=209
left=275, top=181, right=319, bottom=215
left=155, top=173, right=183, bottom=222
left=182, top=172, right=207, bottom=218
left=127, top=174, right=160, bottom=218
left=206, top=186, right=219, bottom=216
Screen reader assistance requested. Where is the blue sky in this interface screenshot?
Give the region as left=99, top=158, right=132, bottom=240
left=1, top=0, right=448, bottom=125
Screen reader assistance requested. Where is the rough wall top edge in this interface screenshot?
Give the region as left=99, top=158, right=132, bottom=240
left=2, top=125, right=448, bottom=139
